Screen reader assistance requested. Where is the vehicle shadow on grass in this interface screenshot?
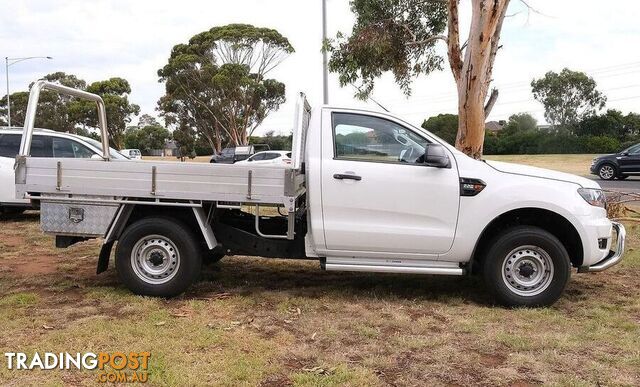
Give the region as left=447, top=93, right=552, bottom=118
left=193, top=256, right=492, bottom=306
left=0, top=211, right=39, bottom=223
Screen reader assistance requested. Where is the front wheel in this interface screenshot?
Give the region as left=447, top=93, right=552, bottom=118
left=598, top=164, right=616, bottom=180
left=116, top=217, right=202, bottom=297
left=482, top=226, right=571, bottom=307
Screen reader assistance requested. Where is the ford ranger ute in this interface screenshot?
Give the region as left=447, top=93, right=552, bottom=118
left=13, top=81, right=625, bottom=307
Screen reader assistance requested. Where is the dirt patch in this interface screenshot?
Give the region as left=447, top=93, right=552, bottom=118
left=478, top=352, right=506, bottom=367
left=4, top=255, right=59, bottom=275
left=0, top=235, right=25, bottom=248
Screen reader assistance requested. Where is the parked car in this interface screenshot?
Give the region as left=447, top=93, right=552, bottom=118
left=0, top=127, right=128, bottom=214
left=121, top=148, right=142, bottom=160
left=209, top=144, right=270, bottom=163
left=590, top=143, right=640, bottom=180
left=235, top=151, right=292, bottom=167
left=15, top=81, right=626, bottom=307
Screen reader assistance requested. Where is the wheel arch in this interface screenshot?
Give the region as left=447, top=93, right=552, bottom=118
left=469, top=207, right=584, bottom=273
left=97, top=203, right=216, bottom=274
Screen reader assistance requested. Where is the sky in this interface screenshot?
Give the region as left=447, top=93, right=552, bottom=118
left=2, top=0, right=640, bottom=135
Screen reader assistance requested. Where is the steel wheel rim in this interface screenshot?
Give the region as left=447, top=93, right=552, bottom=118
left=501, top=245, right=554, bottom=297
left=599, top=165, right=614, bottom=179
left=130, top=234, right=180, bottom=284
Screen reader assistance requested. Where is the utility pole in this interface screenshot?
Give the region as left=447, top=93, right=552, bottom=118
left=322, top=0, right=329, bottom=105
left=4, top=56, right=53, bottom=127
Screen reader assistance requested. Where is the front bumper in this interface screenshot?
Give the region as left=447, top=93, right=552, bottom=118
left=578, top=222, right=626, bottom=273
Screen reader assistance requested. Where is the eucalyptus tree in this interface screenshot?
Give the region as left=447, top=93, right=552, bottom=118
left=158, top=24, right=293, bottom=152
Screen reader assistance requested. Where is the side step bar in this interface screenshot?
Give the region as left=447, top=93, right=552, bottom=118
left=322, top=257, right=465, bottom=276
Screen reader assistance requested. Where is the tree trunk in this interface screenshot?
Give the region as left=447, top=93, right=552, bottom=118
left=447, top=0, right=510, bottom=159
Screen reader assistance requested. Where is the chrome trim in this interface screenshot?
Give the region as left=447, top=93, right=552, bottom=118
left=579, top=222, right=626, bottom=273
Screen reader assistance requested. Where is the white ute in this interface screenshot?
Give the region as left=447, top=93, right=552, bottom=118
left=14, top=81, right=625, bottom=307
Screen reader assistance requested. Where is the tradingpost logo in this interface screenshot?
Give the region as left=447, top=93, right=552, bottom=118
left=4, top=352, right=150, bottom=383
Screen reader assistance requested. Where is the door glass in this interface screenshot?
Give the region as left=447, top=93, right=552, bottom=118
left=250, top=153, right=266, bottom=161
left=0, top=134, right=21, bottom=158
left=31, top=135, right=53, bottom=157
left=333, top=113, right=429, bottom=164
left=629, top=145, right=640, bottom=155
left=53, top=137, right=94, bottom=158
left=262, top=153, right=280, bottom=160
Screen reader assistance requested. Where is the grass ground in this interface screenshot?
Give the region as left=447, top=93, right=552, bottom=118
left=0, top=156, right=638, bottom=386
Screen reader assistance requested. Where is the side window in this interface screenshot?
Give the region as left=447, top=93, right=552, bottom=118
left=629, top=145, right=640, bottom=155
left=31, top=135, right=53, bottom=157
left=263, top=153, right=280, bottom=160
left=333, top=113, right=429, bottom=164
left=0, top=134, right=21, bottom=158
left=52, top=137, right=94, bottom=158
left=251, top=153, right=266, bottom=161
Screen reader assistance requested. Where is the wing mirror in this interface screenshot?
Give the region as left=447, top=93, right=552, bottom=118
left=422, top=143, right=451, bottom=168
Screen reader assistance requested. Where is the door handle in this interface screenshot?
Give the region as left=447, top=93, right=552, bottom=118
left=333, top=173, right=362, bottom=181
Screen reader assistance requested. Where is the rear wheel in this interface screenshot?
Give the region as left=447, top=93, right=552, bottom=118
left=482, top=226, right=571, bottom=307
left=116, top=217, right=202, bottom=297
left=598, top=163, right=616, bottom=180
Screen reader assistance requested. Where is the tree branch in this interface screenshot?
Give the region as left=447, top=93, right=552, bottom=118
left=446, top=0, right=463, bottom=81
left=406, top=35, right=448, bottom=46
left=484, top=88, right=499, bottom=116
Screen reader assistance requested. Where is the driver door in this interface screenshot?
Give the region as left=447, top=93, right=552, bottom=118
left=320, top=110, right=460, bottom=256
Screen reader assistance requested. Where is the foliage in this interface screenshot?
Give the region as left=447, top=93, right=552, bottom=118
left=158, top=24, right=293, bottom=152
left=576, top=109, right=639, bottom=141
left=172, top=125, right=197, bottom=160
left=501, top=113, right=537, bottom=135
left=421, top=114, right=458, bottom=145
left=531, top=68, right=606, bottom=131
left=71, top=77, right=140, bottom=149
left=0, top=72, right=139, bottom=149
left=423, top=111, right=637, bottom=155
left=0, top=72, right=86, bottom=131
left=248, top=130, right=292, bottom=151
left=325, top=0, right=447, bottom=99
left=124, top=124, right=171, bottom=154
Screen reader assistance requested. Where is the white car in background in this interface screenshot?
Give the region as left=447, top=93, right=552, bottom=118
left=121, top=148, right=142, bottom=160
left=0, top=127, right=128, bottom=214
left=234, top=150, right=292, bottom=167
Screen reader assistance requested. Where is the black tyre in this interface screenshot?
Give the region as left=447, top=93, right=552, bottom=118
left=482, top=226, right=571, bottom=307
left=618, top=175, right=629, bottom=180
left=598, top=163, right=616, bottom=180
left=115, top=217, right=202, bottom=297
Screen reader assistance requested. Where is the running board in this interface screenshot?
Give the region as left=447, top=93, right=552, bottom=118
left=322, top=257, right=465, bottom=276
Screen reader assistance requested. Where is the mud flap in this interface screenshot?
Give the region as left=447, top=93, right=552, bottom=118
left=97, top=241, right=114, bottom=274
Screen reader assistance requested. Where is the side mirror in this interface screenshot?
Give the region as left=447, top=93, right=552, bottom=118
left=621, top=151, right=629, bottom=156
left=247, top=158, right=253, bottom=162
left=422, top=144, right=451, bottom=168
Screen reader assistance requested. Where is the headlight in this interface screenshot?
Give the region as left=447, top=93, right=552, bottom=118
left=578, top=188, right=606, bottom=208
